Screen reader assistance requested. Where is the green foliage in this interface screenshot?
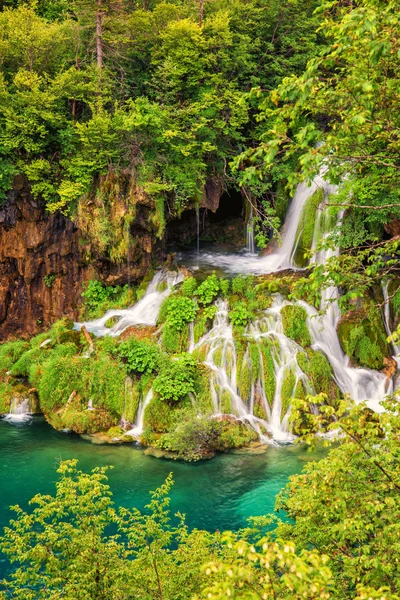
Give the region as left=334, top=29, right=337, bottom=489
left=281, top=397, right=400, bottom=598
left=229, top=302, right=251, bottom=328
left=153, top=354, right=197, bottom=403
left=281, top=304, right=311, bottom=348
left=43, top=273, right=55, bottom=288
left=180, top=276, right=198, bottom=297
left=281, top=368, right=296, bottom=419
left=163, top=296, right=198, bottom=331
left=157, top=413, right=223, bottom=461
left=196, top=274, right=220, bottom=306
left=118, top=338, right=160, bottom=375
left=293, top=188, right=324, bottom=267
left=81, top=280, right=132, bottom=318
left=297, top=350, right=339, bottom=402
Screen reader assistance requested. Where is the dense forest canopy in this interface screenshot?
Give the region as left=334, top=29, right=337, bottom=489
left=0, top=0, right=318, bottom=227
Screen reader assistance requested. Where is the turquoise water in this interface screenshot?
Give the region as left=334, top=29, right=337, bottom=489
left=0, top=417, right=320, bottom=577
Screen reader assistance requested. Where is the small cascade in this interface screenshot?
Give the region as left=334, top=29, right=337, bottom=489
left=75, top=269, right=184, bottom=337
left=125, top=389, right=153, bottom=439
left=3, top=397, right=33, bottom=423
left=300, top=207, right=390, bottom=412
left=194, top=299, right=271, bottom=441
left=246, top=203, right=255, bottom=255
left=382, top=280, right=400, bottom=361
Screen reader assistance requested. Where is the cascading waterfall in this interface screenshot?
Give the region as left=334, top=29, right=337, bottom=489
left=3, top=397, right=33, bottom=422
left=193, top=172, right=328, bottom=275
left=75, top=269, right=184, bottom=337
left=77, top=171, right=398, bottom=442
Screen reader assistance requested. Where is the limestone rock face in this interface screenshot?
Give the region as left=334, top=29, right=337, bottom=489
left=0, top=177, right=155, bottom=340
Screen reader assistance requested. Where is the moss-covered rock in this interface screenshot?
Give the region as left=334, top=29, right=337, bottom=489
left=337, top=305, right=390, bottom=370
left=293, top=187, right=324, bottom=267
left=260, top=339, right=276, bottom=407
left=280, top=368, right=296, bottom=420
left=281, top=304, right=311, bottom=347
left=297, top=349, right=340, bottom=403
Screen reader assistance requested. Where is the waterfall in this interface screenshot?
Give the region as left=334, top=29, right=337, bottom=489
left=75, top=269, right=184, bottom=337
left=125, top=389, right=153, bottom=439
left=382, top=280, right=400, bottom=361
left=246, top=203, right=255, bottom=254
left=3, top=397, right=33, bottom=423
left=186, top=172, right=328, bottom=275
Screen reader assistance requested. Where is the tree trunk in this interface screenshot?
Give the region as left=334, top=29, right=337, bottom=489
left=96, top=0, right=103, bottom=70
left=199, top=0, right=204, bottom=26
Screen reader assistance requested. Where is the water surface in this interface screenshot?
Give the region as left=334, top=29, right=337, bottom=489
left=0, top=417, right=321, bottom=577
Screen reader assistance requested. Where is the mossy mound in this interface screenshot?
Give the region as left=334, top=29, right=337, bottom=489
left=281, top=304, right=311, bottom=347
left=337, top=305, right=390, bottom=370
left=297, top=349, right=340, bottom=403
left=293, top=187, right=324, bottom=267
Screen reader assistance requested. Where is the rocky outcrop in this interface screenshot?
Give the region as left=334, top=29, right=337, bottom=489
left=0, top=176, right=156, bottom=340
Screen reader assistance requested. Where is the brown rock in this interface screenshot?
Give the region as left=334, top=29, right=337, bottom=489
left=382, top=356, right=397, bottom=380
left=0, top=177, right=160, bottom=340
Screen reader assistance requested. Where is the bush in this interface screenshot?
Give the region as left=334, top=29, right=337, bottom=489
left=196, top=274, right=220, bottom=306
left=118, top=338, right=160, bottom=374
left=180, top=276, right=197, bottom=297
left=81, top=280, right=133, bottom=318
left=163, top=296, right=198, bottom=330
left=229, top=302, right=252, bottom=327
left=157, top=414, right=223, bottom=460
left=153, top=354, right=197, bottom=402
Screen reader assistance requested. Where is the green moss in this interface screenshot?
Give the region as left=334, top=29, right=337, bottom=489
left=221, top=389, right=233, bottom=414
left=297, top=349, right=340, bottom=403
left=161, top=324, right=189, bottom=354
left=281, top=304, right=311, bottom=348
left=293, top=187, right=324, bottom=267
left=238, top=353, right=253, bottom=403
left=254, top=397, right=268, bottom=420
left=0, top=340, right=29, bottom=373
left=275, top=180, right=291, bottom=223
left=337, top=304, right=390, bottom=370
left=0, top=381, right=14, bottom=413
left=260, top=339, right=276, bottom=407
left=281, top=368, right=296, bottom=420
left=143, top=395, right=188, bottom=433
left=37, top=352, right=127, bottom=418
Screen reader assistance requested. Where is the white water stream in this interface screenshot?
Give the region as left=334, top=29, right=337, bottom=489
left=75, top=270, right=184, bottom=337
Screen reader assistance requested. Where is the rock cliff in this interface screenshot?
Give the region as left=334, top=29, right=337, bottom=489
left=0, top=176, right=156, bottom=340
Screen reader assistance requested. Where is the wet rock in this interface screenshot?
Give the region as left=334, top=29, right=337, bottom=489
left=0, top=177, right=158, bottom=340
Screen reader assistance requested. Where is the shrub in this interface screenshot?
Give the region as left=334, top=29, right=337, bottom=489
left=229, top=302, right=251, bottom=327
left=196, top=274, right=220, bottom=306
left=118, top=339, right=160, bottom=374
left=281, top=304, right=311, bottom=347
left=153, top=354, right=197, bottom=402
left=81, top=280, right=133, bottom=318
left=180, top=277, right=197, bottom=297
left=157, top=413, right=223, bottom=461
left=164, top=296, right=198, bottom=330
